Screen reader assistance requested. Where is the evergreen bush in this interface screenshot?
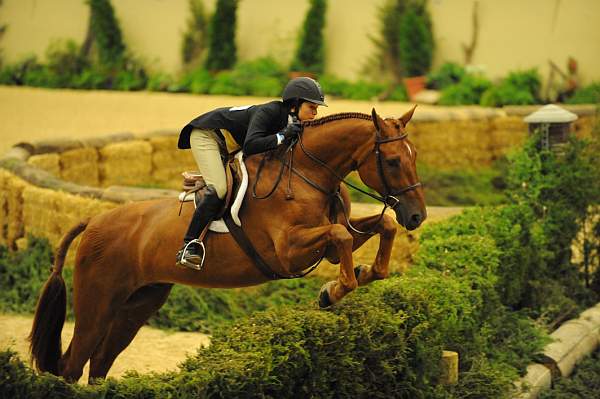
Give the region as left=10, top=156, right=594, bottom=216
left=88, top=0, right=125, bottom=66
left=426, top=62, right=466, bottom=90
left=397, top=1, right=434, bottom=77
left=480, top=69, right=541, bottom=107
left=204, top=0, right=237, bottom=71
left=181, top=0, right=208, bottom=67
left=290, top=0, right=327, bottom=75
left=566, top=82, right=600, bottom=104
left=438, top=74, right=492, bottom=105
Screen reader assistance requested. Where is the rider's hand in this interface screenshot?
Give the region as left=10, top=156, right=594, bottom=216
left=281, top=122, right=302, bottom=144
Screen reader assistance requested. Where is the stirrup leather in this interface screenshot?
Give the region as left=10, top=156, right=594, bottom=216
left=177, top=239, right=206, bottom=271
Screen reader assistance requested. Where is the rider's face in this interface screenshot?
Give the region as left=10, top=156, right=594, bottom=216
left=297, top=102, right=319, bottom=121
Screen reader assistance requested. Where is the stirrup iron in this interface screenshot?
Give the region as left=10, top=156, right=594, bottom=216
left=177, top=239, right=206, bottom=271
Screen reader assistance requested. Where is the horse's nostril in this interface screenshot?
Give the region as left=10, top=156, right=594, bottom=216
left=411, top=214, right=422, bottom=225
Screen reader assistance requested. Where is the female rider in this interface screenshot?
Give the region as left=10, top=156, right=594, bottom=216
left=176, top=77, right=327, bottom=267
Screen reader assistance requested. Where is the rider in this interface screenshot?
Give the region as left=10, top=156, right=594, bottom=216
left=176, top=77, right=327, bottom=267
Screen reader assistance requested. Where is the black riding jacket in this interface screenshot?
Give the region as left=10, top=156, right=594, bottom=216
left=178, top=101, right=291, bottom=156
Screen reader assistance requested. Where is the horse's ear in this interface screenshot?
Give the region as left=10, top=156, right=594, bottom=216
left=399, top=105, right=417, bottom=126
left=371, top=108, right=383, bottom=131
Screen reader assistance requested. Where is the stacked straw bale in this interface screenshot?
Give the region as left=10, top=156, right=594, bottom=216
left=410, top=119, right=499, bottom=169
left=150, top=135, right=197, bottom=189
left=60, top=147, right=100, bottom=186
left=27, top=153, right=60, bottom=177
left=489, top=116, right=527, bottom=160
left=100, top=140, right=153, bottom=187
left=0, top=169, right=27, bottom=248
left=22, top=184, right=116, bottom=264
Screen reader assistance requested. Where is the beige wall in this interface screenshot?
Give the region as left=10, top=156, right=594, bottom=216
left=1, top=0, right=599, bottom=83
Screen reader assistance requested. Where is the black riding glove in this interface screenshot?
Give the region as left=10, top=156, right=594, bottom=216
left=281, top=122, right=302, bottom=145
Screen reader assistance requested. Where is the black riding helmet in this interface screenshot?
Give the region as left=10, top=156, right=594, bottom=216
left=282, top=77, right=328, bottom=106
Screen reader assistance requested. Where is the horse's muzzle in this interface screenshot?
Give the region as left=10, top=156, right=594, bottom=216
left=394, top=207, right=426, bottom=231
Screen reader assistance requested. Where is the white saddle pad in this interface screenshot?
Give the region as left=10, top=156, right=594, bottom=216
left=178, top=151, right=248, bottom=233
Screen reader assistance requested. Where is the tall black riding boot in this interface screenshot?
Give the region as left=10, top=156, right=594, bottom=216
left=176, top=185, right=223, bottom=268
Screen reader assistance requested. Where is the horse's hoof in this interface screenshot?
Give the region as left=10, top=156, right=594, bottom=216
left=318, top=282, right=335, bottom=308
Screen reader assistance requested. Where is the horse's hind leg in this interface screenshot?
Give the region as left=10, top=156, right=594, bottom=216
left=88, top=283, right=173, bottom=383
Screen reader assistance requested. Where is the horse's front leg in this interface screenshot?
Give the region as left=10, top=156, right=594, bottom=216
left=279, top=224, right=357, bottom=308
left=344, top=213, right=397, bottom=286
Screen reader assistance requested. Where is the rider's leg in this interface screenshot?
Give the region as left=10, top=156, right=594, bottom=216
left=177, top=129, right=226, bottom=266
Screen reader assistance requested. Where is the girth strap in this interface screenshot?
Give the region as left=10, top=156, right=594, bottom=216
left=223, top=205, right=328, bottom=280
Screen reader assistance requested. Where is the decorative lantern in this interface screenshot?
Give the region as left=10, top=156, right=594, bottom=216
left=523, top=104, right=578, bottom=150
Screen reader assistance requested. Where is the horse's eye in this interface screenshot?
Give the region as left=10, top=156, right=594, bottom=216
left=386, top=158, right=401, bottom=168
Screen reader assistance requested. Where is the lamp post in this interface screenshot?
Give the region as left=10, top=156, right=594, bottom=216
left=523, top=104, right=578, bottom=151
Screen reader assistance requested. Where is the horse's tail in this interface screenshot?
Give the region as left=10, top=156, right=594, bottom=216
left=28, top=219, right=89, bottom=374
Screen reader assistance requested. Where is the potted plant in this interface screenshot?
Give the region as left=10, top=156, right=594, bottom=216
left=398, top=2, right=434, bottom=100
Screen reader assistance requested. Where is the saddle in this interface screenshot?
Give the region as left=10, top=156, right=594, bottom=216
left=178, top=151, right=248, bottom=233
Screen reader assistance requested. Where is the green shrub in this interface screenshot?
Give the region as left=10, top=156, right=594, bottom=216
left=204, top=0, right=237, bottom=71
left=113, top=53, right=147, bottom=90
left=181, top=0, right=208, bottom=67
left=480, top=69, right=541, bottom=107
left=397, top=1, right=434, bottom=77
left=426, top=62, right=466, bottom=90
left=438, top=74, right=492, bottom=105
left=88, top=0, right=126, bottom=66
left=566, top=82, right=600, bottom=104
left=43, top=39, right=89, bottom=88
left=0, top=236, right=55, bottom=314
left=208, top=57, right=286, bottom=97
left=146, top=72, right=174, bottom=92
left=175, top=67, right=214, bottom=93
left=290, top=0, right=327, bottom=75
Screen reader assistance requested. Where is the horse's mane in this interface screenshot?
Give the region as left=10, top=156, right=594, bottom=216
left=302, top=112, right=372, bottom=127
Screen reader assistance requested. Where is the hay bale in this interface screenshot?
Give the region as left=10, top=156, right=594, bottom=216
left=150, top=136, right=196, bottom=188
left=99, top=140, right=153, bottom=187
left=60, top=147, right=100, bottom=186
left=490, top=116, right=527, bottom=159
left=27, top=154, right=60, bottom=177
left=22, top=185, right=117, bottom=262
left=0, top=169, right=28, bottom=248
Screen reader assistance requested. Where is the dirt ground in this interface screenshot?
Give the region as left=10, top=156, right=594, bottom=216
left=0, top=85, right=444, bottom=155
left=0, top=86, right=461, bottom=381
left=0, top=314, right=209, bottom=381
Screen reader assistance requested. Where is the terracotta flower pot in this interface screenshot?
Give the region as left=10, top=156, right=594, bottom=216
left=288, top=71, right=317, bottom=80
left=403, top=75, right=427, bottom=101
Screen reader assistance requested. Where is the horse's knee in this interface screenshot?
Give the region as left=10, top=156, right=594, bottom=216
left=328, top=224, right=353, bottom=249
left=381, top=215, right=397, bottom=238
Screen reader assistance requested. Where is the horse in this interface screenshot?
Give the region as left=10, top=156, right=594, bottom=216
left=29, top=107, right=426, bottom=383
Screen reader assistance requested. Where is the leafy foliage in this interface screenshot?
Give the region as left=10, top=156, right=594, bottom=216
left=438, top=74, right=492, bottom=106
left=397, top=2, right=434, bottom=77
left=566, top=82, right=600, bottom=104
left=88, top=0, right=125, bottom=66
left=370, top=0, right=433, bottom=81
left=204, top=0, right=237, bottom=71
left=181, top=0, right=208, bottom=67
left=426, top=62, right=466, bottom=90
left=290, top=0, right=327, bottom=75
left=480, top=69, right=541, bottom=107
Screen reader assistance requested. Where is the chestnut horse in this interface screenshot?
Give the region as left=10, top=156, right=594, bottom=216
left=29, top=108, right=426, bottom=383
